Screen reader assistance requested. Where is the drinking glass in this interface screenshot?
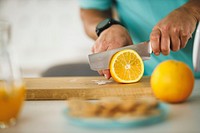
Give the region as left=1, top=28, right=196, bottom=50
left=0, top=20, right=26, bottom=129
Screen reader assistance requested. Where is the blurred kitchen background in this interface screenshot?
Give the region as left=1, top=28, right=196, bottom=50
left=0, top=0, right=98, bottom=77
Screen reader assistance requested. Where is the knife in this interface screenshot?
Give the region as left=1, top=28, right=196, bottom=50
left=193, top=21, right=200, bottom=72
left=88, top=41, right=152, bottom=71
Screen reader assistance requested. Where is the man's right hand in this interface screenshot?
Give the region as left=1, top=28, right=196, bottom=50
left=91, top=24, right=133, bottom=79
left=80, top=9, right=133, bottom=79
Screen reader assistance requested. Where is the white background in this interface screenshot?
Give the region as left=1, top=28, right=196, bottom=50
left=0, top=0, right=93, bottom=77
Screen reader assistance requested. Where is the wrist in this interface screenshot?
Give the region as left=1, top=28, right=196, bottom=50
left=182, top=0, right=200, bottom=21
left=95, top=18, right=123, bottom=37
left=100, top=24, right=126, bottom=36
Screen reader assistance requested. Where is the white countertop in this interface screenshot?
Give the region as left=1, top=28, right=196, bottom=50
left=1, top=80, right=200, bottom=133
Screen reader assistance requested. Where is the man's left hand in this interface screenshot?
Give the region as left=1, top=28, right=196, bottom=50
left=150, top=7, right=198, bottom=55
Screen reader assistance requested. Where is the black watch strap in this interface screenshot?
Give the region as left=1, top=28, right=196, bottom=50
left=96, top=18, right=123, bottom=36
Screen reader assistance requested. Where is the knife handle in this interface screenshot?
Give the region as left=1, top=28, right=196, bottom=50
left=148, top=41, right=153, bottom=54
left=193, top=21, right=200, bottom=72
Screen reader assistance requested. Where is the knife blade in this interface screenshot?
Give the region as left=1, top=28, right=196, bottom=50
left=88, top=41, right=152, bottom=71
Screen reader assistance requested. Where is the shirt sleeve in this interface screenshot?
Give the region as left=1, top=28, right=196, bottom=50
left=78, top=0, right=112, bottom=10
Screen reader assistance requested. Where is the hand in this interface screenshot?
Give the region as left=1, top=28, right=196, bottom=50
left=92, top=25, right=133, bottom=79
left=150, top=7, right=198, bottom=55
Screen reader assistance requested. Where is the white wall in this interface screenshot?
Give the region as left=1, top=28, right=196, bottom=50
left=0, top=0, right=93, bottom=77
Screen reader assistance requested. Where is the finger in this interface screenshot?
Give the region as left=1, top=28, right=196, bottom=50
left=180, top=29, right=191, bottom=49
left=91, top=42, right=98, bottom=53
left=91, top=45, right=95, bottom=53
left=92, top=38, right=108, bottom=53
left=170, top=28, right=181, bottom=51
left=98, top=70, right=103, bottom=76
left=102, top=69, right=111, bottom=79
left=160, top=30, right=170, bottom=55
left=150, top=29, right=161, bottom=56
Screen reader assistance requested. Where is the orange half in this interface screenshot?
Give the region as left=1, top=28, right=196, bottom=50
left=110, top=49, right=144, bottom=83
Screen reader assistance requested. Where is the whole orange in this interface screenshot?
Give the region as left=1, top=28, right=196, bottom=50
left=150, top=60, right=194, bottom=103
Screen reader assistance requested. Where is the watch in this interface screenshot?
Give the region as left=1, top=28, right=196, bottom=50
left=96, top=18, right=123, bottom=36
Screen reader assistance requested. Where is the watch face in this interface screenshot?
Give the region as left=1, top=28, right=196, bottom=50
left=97, top=18, right=111, bottom=29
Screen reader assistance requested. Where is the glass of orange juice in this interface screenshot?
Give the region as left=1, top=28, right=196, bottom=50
left=0, top=21, right=26, bottom=129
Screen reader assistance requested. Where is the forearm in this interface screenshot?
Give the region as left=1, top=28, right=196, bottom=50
left=80, top=8, right=112, bottom=40
left=182, top=0, right=200, bottom=21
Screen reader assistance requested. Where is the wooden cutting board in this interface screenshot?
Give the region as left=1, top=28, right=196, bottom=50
left=25, top=76, right=154, bottom=100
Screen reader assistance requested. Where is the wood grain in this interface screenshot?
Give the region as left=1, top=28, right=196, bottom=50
left=25, top=76, right=154, bottom=100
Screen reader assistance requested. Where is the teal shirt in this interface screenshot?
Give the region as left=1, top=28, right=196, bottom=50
left=79, top=0, right=200, bottom=78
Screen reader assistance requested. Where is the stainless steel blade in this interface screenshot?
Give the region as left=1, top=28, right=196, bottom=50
left=88, top=41, right=152, bottom=71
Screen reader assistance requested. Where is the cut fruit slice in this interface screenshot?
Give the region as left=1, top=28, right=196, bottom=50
left=109, top=49, right=144, bottom=83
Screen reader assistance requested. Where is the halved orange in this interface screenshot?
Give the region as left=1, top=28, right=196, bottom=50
left=109, top=49, right=144, bottom=83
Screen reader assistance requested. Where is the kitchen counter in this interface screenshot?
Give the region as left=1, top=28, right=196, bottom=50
left=1, top=79, right=200, bottom=133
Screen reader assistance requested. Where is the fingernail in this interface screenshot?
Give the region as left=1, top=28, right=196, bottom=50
left=104, top=74, right=108, bottom=79
left=154, top=52, right=160, bottom=56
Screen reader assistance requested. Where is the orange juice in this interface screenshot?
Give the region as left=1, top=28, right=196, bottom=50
left=0, top=84, right=25, bottom=128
